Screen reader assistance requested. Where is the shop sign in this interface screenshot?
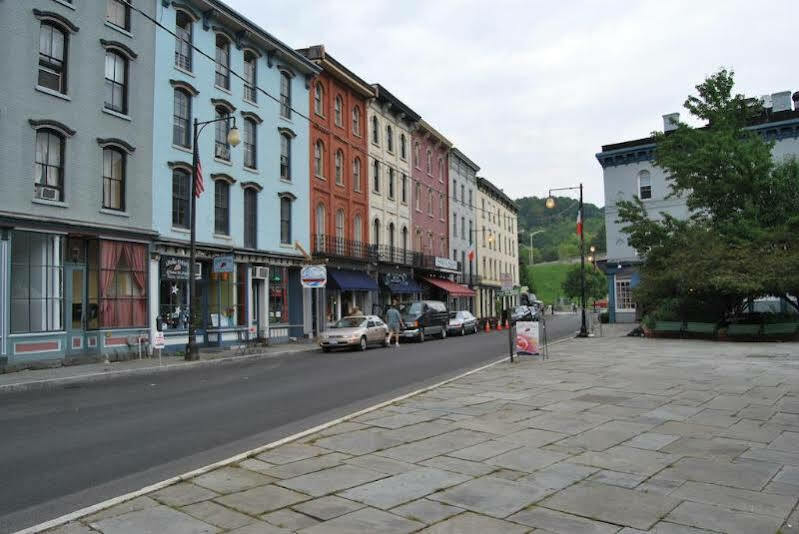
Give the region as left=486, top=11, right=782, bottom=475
left=500, top=272, right=513, bottom=291
left=383, top=272, right=410, bottom=285
left=213, top=255, right=235, bottom=273
left=516, top=321, right=540, bottom=355
left=434, top=257, right=458, bottom=271
left=152, top=331, right=166, bottom=350
left=161, top=257, right=189, bottom=280
left=301, top=264, right=327, bottom=288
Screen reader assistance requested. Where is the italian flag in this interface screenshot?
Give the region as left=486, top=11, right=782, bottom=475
left=576, top=211, right=583, bottom=236
left=467, top=246, right=475, bottom=261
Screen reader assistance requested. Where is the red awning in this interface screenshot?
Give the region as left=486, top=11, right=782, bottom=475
left=423, top=277, right=475, bottom=297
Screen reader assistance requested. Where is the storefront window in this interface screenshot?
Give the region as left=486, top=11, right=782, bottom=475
left=208, top=265, right=243, bottom=328
left=10, top=231, right=63, bottom=333
left=90, top=240, right=147, bottom=328
left=269, top=266, right=289, bottom=324
left=158, top=257, right=189, bottom=330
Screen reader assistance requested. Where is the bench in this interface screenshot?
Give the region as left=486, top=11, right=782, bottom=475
left=726, top=323, right=761, bottom=337
left=684, top=322, right=718, bottom=338
left=762, top=323, right=799, bottom=338
left=653, top=321, right=684, bottom=336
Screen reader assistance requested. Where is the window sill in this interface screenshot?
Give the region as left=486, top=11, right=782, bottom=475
left=172, top=144, right=193, bottom=155
left=100, top=208, right=130, bottom=218
left=279, top=243, right=295, bottom=249
left=32, top=198, right=69, bottom=208
left=214, top=157, right=232, bottom=166
left=35, top=85, right=71, bottom=101
left=243, top=98, right=258, bottom=107
left=314, top=112, right=326, bottom=119
left=215, top=85, right=232, bottom=95
left=105, top=21, right=133, bottom=38
left=243, top=166, right=259, bottom=174
left=279, top=115, right=293, bottom=123
left=371, top=142, right=380, bottom=148
left=280, top=178, right=293, bottom=185
left=213, top=234, right=232, bottom=240
left=103, top=108, right=132, bottom=121
left=173, top=65, right=195, bottom=78
left=335, top=181, right=345, bottom=187
left=8, top=331, right=66, bottom=338
left=171, top=226, right=190, bottom=234
left=315, top=174, right=326, bottom=181
left=52, top=0, right=75, bottom=9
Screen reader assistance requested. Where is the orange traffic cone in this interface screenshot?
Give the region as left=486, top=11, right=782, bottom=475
left=505, top=319, right=511, bottom=329
left=484, top=321, right=490, bottom=333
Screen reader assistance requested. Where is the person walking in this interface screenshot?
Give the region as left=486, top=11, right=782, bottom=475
left=386, top=299, right=403, bottom=347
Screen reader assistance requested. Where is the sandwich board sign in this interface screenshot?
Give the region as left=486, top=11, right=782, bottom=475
left=515, top=321, right=539, bottom=355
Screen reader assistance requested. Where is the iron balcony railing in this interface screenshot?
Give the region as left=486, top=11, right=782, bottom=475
left=311, top=235, right=374, bottom=262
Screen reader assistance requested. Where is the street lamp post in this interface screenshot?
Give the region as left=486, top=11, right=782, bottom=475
left=186, top=115, right=240, bottom=361
left=546, top=183, right=588, bottom=338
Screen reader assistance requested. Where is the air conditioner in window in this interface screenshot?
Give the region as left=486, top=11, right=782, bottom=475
left=195, top=262, right=202, bottom=279
left=253, top=266, right=269, bottom=280
left=37, top=187, right=59, bottom=201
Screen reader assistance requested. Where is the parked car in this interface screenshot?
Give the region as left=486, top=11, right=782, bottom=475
left=448, top=310, right=478, bottom=335
left=319, top=315, right=389, bottom=352
left=400, top=300, right=449, bottom=342
left=511, top=305, right=539, bottom=323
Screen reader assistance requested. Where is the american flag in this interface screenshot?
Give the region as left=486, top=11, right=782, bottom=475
left=194, top=157, right=204, bottom=197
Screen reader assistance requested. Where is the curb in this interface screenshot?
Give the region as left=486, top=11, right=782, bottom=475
left=15, top=335, right=576, bottom=534
left=0, top=346, right=317, bottom=395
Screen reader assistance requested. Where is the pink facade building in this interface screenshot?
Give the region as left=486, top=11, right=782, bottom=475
left=411, top=120, right=452, bottom=258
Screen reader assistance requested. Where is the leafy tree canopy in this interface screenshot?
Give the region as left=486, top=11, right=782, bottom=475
left=561, top=264, right=607, bottom=304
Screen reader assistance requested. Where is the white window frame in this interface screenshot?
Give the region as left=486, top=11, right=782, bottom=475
left=638, top=170, right=652, bottom=201
left=615, top=277, right=636, bottom=312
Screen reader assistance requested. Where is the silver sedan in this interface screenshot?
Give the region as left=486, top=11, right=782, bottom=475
left=319, top=315, right=389, bottom=352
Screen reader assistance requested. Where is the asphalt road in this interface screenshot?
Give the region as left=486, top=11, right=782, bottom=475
left=0, top=313, right=580, bottom=533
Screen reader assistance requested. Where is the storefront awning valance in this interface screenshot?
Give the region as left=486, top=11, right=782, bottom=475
left=327, top=269, right=378, bottom=291
left=423, top=277, right=475, bottom=297
left=384, top=277, right=422, bottom=294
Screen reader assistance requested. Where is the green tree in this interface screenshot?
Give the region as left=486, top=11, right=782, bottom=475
left=616, top=69, right=799, bottom=317
left=561, top=264, right=607, bottom=304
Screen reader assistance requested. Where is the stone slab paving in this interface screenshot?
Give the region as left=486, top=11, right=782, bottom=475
left=43, top=335, right=799, bottom=533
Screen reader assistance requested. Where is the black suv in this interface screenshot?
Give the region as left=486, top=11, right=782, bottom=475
left=400, top=300, right=449, bottom=342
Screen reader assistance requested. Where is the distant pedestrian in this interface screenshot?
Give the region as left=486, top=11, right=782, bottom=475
left=572, top=302, right=577, bottom=313
left=351, top=306, right=363, bottom=316
left=386, top=299, right=403, bottom=347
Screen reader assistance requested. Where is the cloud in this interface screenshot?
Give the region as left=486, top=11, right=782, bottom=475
left=229, top=0, right=796, bottom=206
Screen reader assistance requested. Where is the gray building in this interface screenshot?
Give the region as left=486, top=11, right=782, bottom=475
left=0, top=1, right=156, bottom=367
left=448, top=148, right=479, bottom=311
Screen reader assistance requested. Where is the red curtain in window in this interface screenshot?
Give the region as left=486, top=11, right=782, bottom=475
left=99, top=240, right=124, bottom=327
left=124, top=243, right=147, bottom=327
left=99, top=240, right=148, bottom=328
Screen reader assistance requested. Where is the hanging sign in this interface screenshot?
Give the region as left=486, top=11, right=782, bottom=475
left=301, top=265, right=327, bottom=288
left=213, top=255, right=235, bottom=273
left=515, top=321, right=540, bottom=355
left=434, top=257, right=458, bottom=270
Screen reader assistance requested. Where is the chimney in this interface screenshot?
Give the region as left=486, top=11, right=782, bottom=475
left=793, top=91, right=799, bottom=111
left=663, top=113, right=679, bottom=132
left=772, top=91, right=791, bottom=113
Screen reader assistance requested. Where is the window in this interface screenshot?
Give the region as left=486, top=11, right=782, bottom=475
left=481, top=198, right=485, bottom=218
left=38, top=23, right=67, bottom=93
left=427, top=188, right=433, bottom=215
left=439, top=193, right=444, bottom=218
left=400, top=134, right=406, bottom=159
left=243, top=51, right=257, bottom=103
left=172, top=88, right=191, bottom=147
left=280, top=197, right=291, bottom=245
left=335, top=209, right=344, bottom=239
left=106, top=0, right=130, bottom=30
left=469, top=221, right=473, bottom=244
left=414, top=183, right=421, bottom=210
left=414, top=142, right=420, bottom=168
left=215, top=35, right=230, bottom=89
left=354, top=215, right=362, bottom=242
left=34, top=129, right=64, bottom=201
left=214, top=106, right=231, bottom=160
left=461, top=217, right=465, bottom=240
left=314, top=140, right=323, bottom=177
left=90, top=240, right=148, bottom=329
left=402, top=227, right=408, bottom=252
left=315, top=203, right=326, bottom=237
left=371, top=116, right=379, bottom=145
left=452, top=214, right=457, bottom=237
left=280, top=71, right=291, bottom=118
left=314, top=83, right=324, bottom=115
left=469, top=189, right=473, bottom=206
left=388, top=222, right=395, bottom=248
left=373, top=219, right=380, bottom=246
left=401, top=174, right=407, bottom=203
left=453, top=180, right=458, bottom=201
left=386, top=125, right=393, bottom=152
left=438, top=158, right=444, bottom=181
left=280, top=133, right=291, bottom=181
left=244, top=188, right=257, bottom=248
left=172, top=169, right=190, bottom=228
left=269, top=266, right=289, bottom=324
left=243, top=118, right=257, bottom=169
left=102, top=147, right=125, bottom=210
left=353, top=157, right=361, bottom=192
left=175, top=11, right=193, bottom=71
left=352, top=106, right=361, bottom=136
left=372, top=159, right=380, bottom=192
left=206, top=263, right=245, bottom=328
left=214, top=180, right=229, bottom=235
left=638, top=170, right=652, bottom=200
left=334, top=150, right=343, bottom=185
left=615, top=278, right=635, bottom=311
left=461, top=184, right=465, bottom=203
left=334, top=95, right=343, bottom=127
left=10, top=231, right=63, bottom=333
left=388, top=168, right=395, bottom=199
left=426, top=150, right=432, bottom=174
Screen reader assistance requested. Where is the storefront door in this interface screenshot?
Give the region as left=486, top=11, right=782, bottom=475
left=251, top=280, right=261, bottom=335
left=66, top=264, right=86, bottom=355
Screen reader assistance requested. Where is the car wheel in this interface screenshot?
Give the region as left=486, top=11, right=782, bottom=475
left=473, top=324, right=479, bottom=334
left=418, top=329, right=425, bottom=343
left=322, top=346, right=331, bottom=353
left=358, top=336, right=367, bottom=351
left=440, top=327, right=447, bottom=340
left=460, top=326, right=465, bottom=336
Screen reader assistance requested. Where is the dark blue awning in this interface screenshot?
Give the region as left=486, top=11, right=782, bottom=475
left=327, top=269, right=378, bottom=291
left=384, top=278, right=422, bottom=294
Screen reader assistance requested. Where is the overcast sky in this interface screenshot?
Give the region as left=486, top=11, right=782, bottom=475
left=229, top=0, right=795, bottom=206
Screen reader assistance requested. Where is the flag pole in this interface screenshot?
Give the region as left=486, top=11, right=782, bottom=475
left=578, top=182, right=588, bottom=337
left=187, top=118, right=200, bottom=360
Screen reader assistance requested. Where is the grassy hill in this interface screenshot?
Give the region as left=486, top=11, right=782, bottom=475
left=525, top=263, right=573, bottom=305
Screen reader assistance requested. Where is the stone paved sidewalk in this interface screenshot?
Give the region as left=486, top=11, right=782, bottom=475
left=40, top=335, right=799, bottom=534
